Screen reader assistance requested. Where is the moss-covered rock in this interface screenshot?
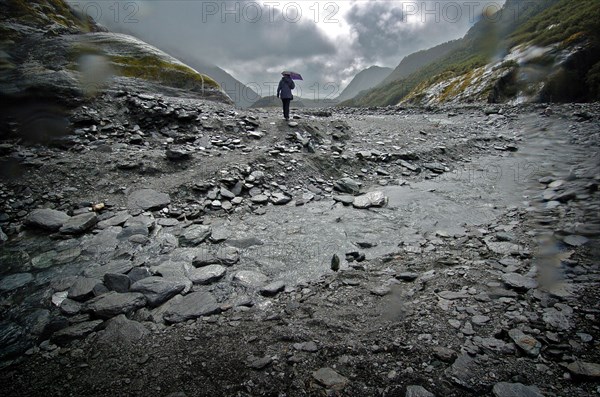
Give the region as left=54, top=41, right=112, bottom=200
left=0, top=0, right=231, bottom=104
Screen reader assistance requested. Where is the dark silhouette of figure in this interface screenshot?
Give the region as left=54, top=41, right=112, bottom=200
left=277, top=72, right=295, bottom=120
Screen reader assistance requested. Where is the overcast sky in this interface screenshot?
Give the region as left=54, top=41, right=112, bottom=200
left=67, top=0, right=506, bottom=99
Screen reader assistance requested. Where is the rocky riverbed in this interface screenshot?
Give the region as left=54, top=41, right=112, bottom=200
left=0, top=93, right=599, bottom=396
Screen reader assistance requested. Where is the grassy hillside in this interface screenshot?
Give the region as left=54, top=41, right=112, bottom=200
left=343, top=0, right=600, bottom=106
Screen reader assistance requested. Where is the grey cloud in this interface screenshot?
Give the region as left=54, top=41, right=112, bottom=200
left=346, top=1, right=506, bottom=64
left=70, top=1, right=335, bottom=65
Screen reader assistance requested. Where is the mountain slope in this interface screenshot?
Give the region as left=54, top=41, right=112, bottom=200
left=381, top=40, right=462, bottom=84
left=153, top=49, right=261, bottom=108
left=336, top=66, right=392, bottom=102
left=0, top=0, right=231, bottom=103
left=343, top=0, right=600, bottom=106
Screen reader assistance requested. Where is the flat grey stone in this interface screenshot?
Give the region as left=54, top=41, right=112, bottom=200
left=118, top=225, right=148, bottom=240
left=51, top=320, right=103, bottom=346
left=566, top=361, right=600, bottom=379
left=397, top=272, right=419, bottom=281
left=59, top=298, right=82, bottom=315
left=472, top=315, right=491, bottom=325
left=124, top=214, right=155, bottom=229
left=508, top=329, right=541, bottom=357
left=60, top=212, right=97, bottom=234
left=85, top=292, right=146, bottom=319
left=248, top=356, right=272, bottom=369
left=563, top=235, right=589, bottom=247
left=127, top=189, right=170, bottom=211
left=83, top=260, right=134, bottom=279
left=502, top=273, right=537, bottom=291
left=473, top=336, right=514, bottom=354
left=26, top=209, right=70, bottom=231
left=333, top=195, right=355, bottom=205
left=220, top=187, right=236, bottom=200
left=250, top=194, right=269, bottom=204
left=271, top=192, right=292, bottom=205
left=293, top=341, right=318, bottom=352
left=370, top=285, right=391, bottom=296
left=486, top=241, right=522, bottom=255
left=127, top=267, right=151, bottom=284
left=406, top=385, right=436, bottom=397
left=352, top=191, right=387, bottom=209
left=31, top=250, right=57, bottom=269
left=0, top=273, right=34, bottom=292
left=151, top=259, right=191, bottom=279
left=260, top=280, right=285, bottom=296
left=312, top=367, right=349, bottom=390
left=0, top=322, right=27, bottom=360
left=192, top=248, right=219, bottom=267
left=217, top=246, right=239, bottom=266
left=446, top=354, right=477, bottom=389
left=209, top=227, right=231, bottom=243
left=432, top=346, right=457, bottom=362
left=333, top=178, right=360, bottom=195
left=129, top=276, right=186, bottom=307
left=188, top=265, right=226, bottom=285
left=492, top=382, right=545, bottom=397
left=496, top=232, right=516, bottom=242
left=542, top=307, right=571, bottom=330
left=233, top=270, right=268, bottom=288
left=67, top=277, right=101, bottom=301
left=179, top=224, right=212, bottom=246
left=157, top=218, right=180, bottom=227
left=163, top=291, right=220, bottom=323
left=82, top=228, right=119, bottom=256
left=96, top=314, right=149, bottom=346
left=97, top=211, right=131, bottom=229
left=0, top=227, right=7, bottom=243
left=104, top=273, right=131, bottom=293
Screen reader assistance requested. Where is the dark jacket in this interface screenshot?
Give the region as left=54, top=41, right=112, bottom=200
left=277, top=76, right=295, bottom=99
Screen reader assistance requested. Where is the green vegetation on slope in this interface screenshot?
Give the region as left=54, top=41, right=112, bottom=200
left=344, top=0, right=600, bottom=106
left=508, top=0, right=600, bottom=47
left=2, top=0, right=93, bottom=31
left=110, top=55, right=220, bottom=90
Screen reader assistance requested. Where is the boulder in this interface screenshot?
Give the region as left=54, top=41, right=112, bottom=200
left=179, top=225, right=212, bottom=246
left=188, top=265, right=226, bottom=285
left=104, top=273, right=131, bottom=293
left=406, top=385, right=436, bottom=397
left=492, top=382, right=544, bottom=397
left=260, top=281, right=286, bottom=296
left=96, top=314, right=149, bottom=346
left=352, top=191, right=387, bottom=209
left=233, top=270, right=268, bottom=288
left=312, top=367, right=349, bottom=391
left=59, top=213, right=97, bottom=234
left=50, top=320, right=104, bottom=346
left=0, top=273, right=34, bottom=292
left=129, top=277, right=186, bottom=307
left=163, top=291, right=221, bottom=323
left=127, top=189, right=170, bottom=211
left=333, top=178, right=360, bottom=195
left=67, top=277, right=102, bottom=301
left=85, top=292, right=147, bottom=319
left=26, top=209, right=70, bottom=231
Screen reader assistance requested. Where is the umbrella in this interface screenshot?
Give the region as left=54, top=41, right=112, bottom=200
left=282, top=71, right=303, bottom=81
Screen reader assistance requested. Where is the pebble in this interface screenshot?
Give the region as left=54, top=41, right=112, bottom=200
left=492, top=382, right=544, bottom=397
left=312, top=367, right=349, bottom=390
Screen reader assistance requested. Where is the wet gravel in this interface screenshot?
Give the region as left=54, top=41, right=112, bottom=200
left=0, top=94, right=599, bottom=396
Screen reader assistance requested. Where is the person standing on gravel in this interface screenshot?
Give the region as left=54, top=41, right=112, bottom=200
left=277, top=72, right=295, bottom=120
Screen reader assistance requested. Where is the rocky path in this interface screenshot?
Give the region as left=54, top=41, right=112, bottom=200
left=0, top=95, right=599, bottom=396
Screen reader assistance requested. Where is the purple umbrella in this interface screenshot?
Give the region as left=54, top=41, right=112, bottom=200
left=282, top=71, right=303, bottom=81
